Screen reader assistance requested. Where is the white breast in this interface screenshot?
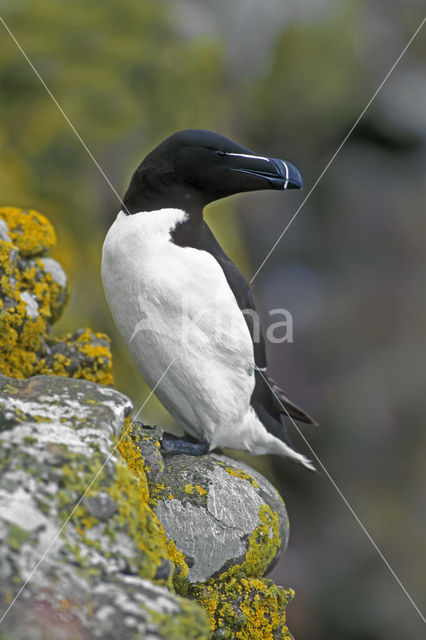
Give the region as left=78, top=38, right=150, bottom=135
left=101, top=209, right=256, bottom=447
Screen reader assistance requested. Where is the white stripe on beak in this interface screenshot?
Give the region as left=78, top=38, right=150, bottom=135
left=281, top=160, right=289, bottom=189
left=225, top=152, right=270, bottom=162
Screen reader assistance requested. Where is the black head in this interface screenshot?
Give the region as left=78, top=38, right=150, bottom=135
left=123, top=129, right=303, bottom=215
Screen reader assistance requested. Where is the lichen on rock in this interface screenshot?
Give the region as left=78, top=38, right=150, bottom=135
left=119, top=419, right=165, bottom=485
left=124, top=426, right=295, bottom=639
left=0, top=206, right=296, bottom=639
left=0, top=370, right=295, bottom=639
left=0, top=206, right=113, bottom=385
left=0, top=206, right=56, bottom=257
left=40, top=327, right=114, bottom=386
left=193, top=576, right=295, bottom=639
left=0, top=373, right=210, bottom=639
left=147, top=451, right=289, bottom=584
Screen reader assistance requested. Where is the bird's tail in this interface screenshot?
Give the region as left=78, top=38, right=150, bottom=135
left=269, top=377, right=318, bottom=425
left=245, top=406, right=316, bottom=470
left=271, top=437, right=316, bottom=471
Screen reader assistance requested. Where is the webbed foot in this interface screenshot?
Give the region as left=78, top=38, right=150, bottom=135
left=161, top=433, right=208, bottom=456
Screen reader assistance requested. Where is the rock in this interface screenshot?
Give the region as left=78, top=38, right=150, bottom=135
left=0, top=218, right=11, bottom=242
left=149, top=451, right=289, bottom=584
left=0, top=239, right=44, bottom=379
left=0, top=373, right=131, bottom=433
left=127, top=421, right=165, bottom=485
left=118, top=426, right=296, bottom=638
left=0, top=206, right=56, bottom=257
left=0, top=207, right=113, bottom=385
left=83, top=491, right=119, bottom=520
left=0, top=372, right=210, bottom=639
left=0, top=372, right=295, bottom=638
left=1, top=574, right=209, bottom=640
left=38, top=256, right=69, bottom=321
left=0, top=205, right=295, bottom=638
left=194, top=576, right=295, bottom=640
left=41, top=328, right=115, bottom=386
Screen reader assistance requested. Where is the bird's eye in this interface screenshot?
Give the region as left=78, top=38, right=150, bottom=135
left=216, top=150, right=226, bottom=158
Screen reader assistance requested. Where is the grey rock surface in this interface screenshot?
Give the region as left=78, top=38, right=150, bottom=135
left=0, top=373, right=131, bottom=435
left=128, top=422, right=165, bottom=485
left=38, top=256, right=69, bottom=321
left=151, top=451, right=289, bottom=583
left=1, top=574, right=209, bottom=640
left=0, top=218, right=11, bottom=242
left=0, top=373, right=209, bottom=640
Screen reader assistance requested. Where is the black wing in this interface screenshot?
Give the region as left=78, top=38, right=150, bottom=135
left=201, top=223, right=317, bottom=437
left=201, top=223, right=267, bottom=370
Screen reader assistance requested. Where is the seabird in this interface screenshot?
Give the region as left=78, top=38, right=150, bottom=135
left=102, top=129, right=316, bottom=469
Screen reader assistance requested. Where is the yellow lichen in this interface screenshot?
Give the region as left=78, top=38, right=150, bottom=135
left=70, top=329, right=114, bottom=385
left=223, top=465, right=259, bottom=489
left=59, top=444, right=175, bottom=587
left=107, top=461, right=169, bottom=566
left=59, top=599, right=71, bottom=612
left=190, top=577, right=294, bottom=639
left=150, top=470, right=208, bottom=508
left=167, top=539, right=189, bottom=582
left=237, top=505, right=281, bottom=578
left=40, top=329, right=114, bottom=386
left=173, top=503, right=287, bottom=638
left=118, top=420, right=150, bottom=504
left=117, top=421, right=187, bottom=586
left=0, top=208, right=112, bottom=386
left=0, top=206, right=56, bottom=256
left=73, top=505, right=98, bottom=530
left=0, top=241, right=46, bottom=378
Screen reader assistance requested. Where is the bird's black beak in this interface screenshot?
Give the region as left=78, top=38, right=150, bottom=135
left=232, top=156, right=303, bottom=190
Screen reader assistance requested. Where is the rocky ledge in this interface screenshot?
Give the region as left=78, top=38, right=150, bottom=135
left=0, top=373, right=295, bottom=640
left=0, top=208, right=295, bottom=639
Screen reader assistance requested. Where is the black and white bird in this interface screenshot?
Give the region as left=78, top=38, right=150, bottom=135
left=102, top=129, right=316, bottom=469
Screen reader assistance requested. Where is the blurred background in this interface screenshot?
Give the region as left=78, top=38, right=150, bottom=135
left=1, top=0, right=425, bottom=637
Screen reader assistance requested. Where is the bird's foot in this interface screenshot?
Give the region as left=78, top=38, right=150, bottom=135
left=161, top=433, right=208, bottom=456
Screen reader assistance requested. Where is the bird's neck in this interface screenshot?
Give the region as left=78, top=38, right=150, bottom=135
left=122, top=176, right=205, bottom=247
left=123, top=168, right=207, bottom=214
left=171, top=207, right=205, bottom=248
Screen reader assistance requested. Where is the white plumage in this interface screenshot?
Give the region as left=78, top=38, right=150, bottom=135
left=101, top=209, right=314, bottom=467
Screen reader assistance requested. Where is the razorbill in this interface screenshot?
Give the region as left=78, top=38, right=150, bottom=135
left=102, top=129, right=316, bottom=469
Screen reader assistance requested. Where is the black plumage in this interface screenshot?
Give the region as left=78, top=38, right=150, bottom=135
left=104, top=129, right=316, bottom=467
